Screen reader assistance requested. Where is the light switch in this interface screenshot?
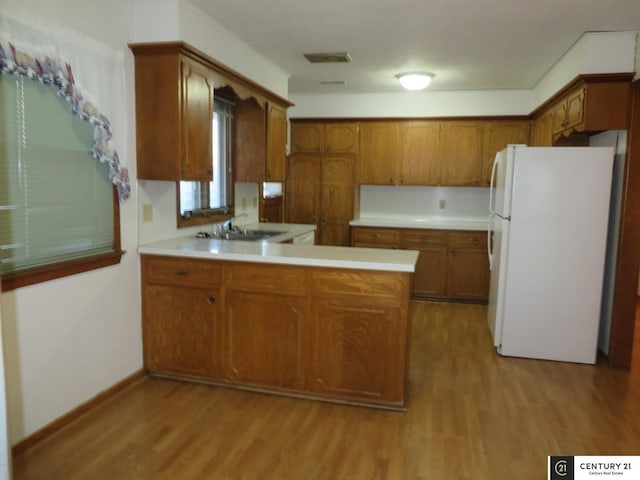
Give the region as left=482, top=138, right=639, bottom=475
left=252, top=197, right=258, bottom=208
left=241, top=198, right=247, bottom=210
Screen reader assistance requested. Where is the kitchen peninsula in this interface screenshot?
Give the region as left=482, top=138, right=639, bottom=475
left=138, top=231, right=418, bottom=410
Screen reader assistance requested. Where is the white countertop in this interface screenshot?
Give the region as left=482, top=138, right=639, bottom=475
left=138, top=224, right=418, bottom=273
left=349, top=216, right=488, bottom=231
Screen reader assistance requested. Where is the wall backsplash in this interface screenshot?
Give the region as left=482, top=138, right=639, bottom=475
left=358, top=185, right=490, bottom=220
left=138, top=181, right=258, bottom=244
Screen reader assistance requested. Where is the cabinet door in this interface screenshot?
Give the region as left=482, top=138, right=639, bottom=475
left=325, top=123, right=359, bottom=153
left=446, top=232, right=489, bottom=300
left=439, top=122, right=484, bottom=186
left=399, top=121, right=440, bottom=185
left=223, top=290, right=306, bottom=389
left=319, top=155, right=355, bottom=246
left=564, top=87, right=585, bottom=131
left=290, top=123, right=324, bottom=153
left=309, top=298, right=406, bottom=404
left=411, top=246, right=448, bottom=298
left=180, top=56, right=214, bottom=181
left=357, top=122, right=399, bottom=185
left=143, top=284, right=219, bottom=377
left=551, top=100, right=568, bottom=134
left=482, top=121, right=529, bottom=186
left=266, top=103, right=288, bottom=182
left=234, top=98, right=266, bottom=182
left=286, top=154, right=321, bottom=225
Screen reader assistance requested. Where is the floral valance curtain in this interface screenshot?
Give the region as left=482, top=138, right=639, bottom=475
left=0, top=10, right=130, bottom=201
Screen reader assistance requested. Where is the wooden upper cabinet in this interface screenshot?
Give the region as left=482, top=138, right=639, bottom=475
left=529, top=110, right=553, bottom=147
left=325, top=123, right=359, bottom=153
left=399, top=121, right=440, bottom=186
left=439, top=122, right=484, bottom=186
left=131, top=49, right=215, bottom=181
left=482, top=121, right=529, bottom=186
left=357, top=122, right=399, bottom=185
left=234, top=98, right=266, bottom=183
left=266, top=103, right=288, bottom=182
left=291, top=123, right=325, bottom=153
left=180, top=57, right=215, bottom=181
left=290, top=122, right=358, bottom=154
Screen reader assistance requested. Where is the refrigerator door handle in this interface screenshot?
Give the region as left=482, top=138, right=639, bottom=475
left=488, top=213, right=494, bottom=271
left=488, top=152, right=500, bottom=214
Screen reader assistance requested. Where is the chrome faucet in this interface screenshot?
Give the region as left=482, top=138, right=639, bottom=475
left=221, top=212, right=248, bottom=231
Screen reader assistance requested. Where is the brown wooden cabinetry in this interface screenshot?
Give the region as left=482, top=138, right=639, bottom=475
left=529, top=110, right=554, bottom=147
left=399, top=230, right=448, bottom=297
left=266, top=103, right=288, bottom=182
left=140, top=255, right=412, bottom=409
left=131, top=49, right=214, bottom=181
left=399, top=121, right=440, bottom=185
left=533, top=74, right=633, bottom=144
left=357, top=122, right=399, bottom=185
left=352, top=226, right=489, bottom=302
left=290, top=122, right=359, bottom=154
left=223, top=263, right=308, bottom=389
left=287, top=154, right=355, bottom=246
left=141, top=256, right=221, bottom=377
left=482, top=121, right=530, bottom=185
left=439, top=122, right=485, bottom=186
left=446, top=232, right=490, bottom=300
left=308, top=270, right=410, bottom=404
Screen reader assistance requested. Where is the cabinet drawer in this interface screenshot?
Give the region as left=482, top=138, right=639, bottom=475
left=312, top=269, right=410, bottom=304
left=352, top=227, right=399, bottom=247
left=142, top=256, right=221, bottom=288
left=448, top=231, right=487, bottom=249
left=225, top=263, right=308, bottom=294
left=400, top=229, right=447, bottom=247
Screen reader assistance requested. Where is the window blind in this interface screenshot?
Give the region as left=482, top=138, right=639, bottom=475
left=0, top=75, right=114, bottom=274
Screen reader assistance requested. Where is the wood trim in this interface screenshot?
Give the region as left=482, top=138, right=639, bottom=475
left=11, top=370, right=147, bottom=458
left=608, top=78, right=640, bottom=369
left=128, top=41, right=294, bottom=109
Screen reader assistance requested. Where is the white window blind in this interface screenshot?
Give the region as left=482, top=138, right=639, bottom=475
left=0, top=75, right=114, bottom=274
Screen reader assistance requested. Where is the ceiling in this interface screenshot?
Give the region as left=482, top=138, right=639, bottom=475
left=192, top=0, right=640, bottom=94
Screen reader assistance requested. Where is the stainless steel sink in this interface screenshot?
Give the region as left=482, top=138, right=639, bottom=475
left=195, top=229, right=284, bottom=241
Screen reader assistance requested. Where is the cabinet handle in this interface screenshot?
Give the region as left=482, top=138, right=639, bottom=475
left=389, top=177, right=394, bottom=184
left=208, top=295, right=216, bottom=304
left=471, top=238, right=479, bottom=244
left=266, top=169, right=271, bottom=179
left=174, top=271, right=188, bottom=276
left=372, top=233, right=381, bottom=238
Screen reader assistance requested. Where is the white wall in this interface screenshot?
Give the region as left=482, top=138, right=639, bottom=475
left=289, top=89, right=534, bottom=118
left=533, top=31, right=637, bottom=107
left=0, top=0, right=141, bottom=444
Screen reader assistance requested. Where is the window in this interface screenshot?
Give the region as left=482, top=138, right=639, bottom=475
left=0, top=75, right=121, bottom=291
left=179, top=97, right=233, bottom=223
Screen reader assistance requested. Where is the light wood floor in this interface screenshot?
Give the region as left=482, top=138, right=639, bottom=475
left=12, top=301, right=640, bottom=480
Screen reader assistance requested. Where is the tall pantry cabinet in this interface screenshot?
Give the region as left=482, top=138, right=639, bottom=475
left=287, top=122, right=358, bottom=246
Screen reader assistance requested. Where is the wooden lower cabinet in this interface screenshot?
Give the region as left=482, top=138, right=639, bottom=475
left=309, top=299, right=406, bottom=404
left=223, top=290, right=306, bottom=389
left=141, top=255, right=412, bottom=409
left=352, top=227, right=489, bottom=302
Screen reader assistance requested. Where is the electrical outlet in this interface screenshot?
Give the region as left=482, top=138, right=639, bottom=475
left=439, top=199, right=446, bottom=209
left=142, top=203, right=153, bottom=222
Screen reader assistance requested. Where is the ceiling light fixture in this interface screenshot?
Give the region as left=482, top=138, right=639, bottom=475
left=396, top=72, right=434, bottom=91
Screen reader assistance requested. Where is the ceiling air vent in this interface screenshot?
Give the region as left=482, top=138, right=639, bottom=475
left=304, top=52, right=352, bottom=63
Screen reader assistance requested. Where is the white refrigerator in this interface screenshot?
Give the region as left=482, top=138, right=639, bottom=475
left=487, top=145, right=614, bottom=364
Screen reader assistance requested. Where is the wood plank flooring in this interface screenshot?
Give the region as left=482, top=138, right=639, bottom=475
left=12, top=301, right=640, bottom=480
